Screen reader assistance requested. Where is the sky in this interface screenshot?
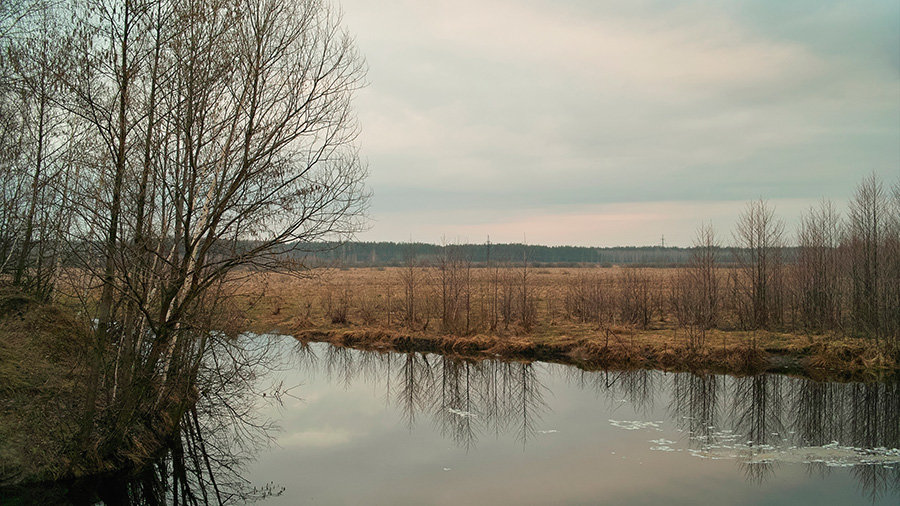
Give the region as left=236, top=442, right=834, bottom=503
left=338, top=0, right=900, bottom=247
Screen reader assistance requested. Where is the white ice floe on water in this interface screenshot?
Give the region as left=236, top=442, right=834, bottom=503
left=648, top=438, right=680, bottom=453
left=633, top=426, right=900, bottom=469
left=682, top=431, right=900, bottom=468
left=609, top=419, right=664, bottom=431
left=447, top=407, right=477, bottom=418
left=691, top=444, right=900, bottom=467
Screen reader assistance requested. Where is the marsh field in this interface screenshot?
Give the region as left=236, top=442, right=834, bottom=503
left=235, top=264, right=898, bottom=379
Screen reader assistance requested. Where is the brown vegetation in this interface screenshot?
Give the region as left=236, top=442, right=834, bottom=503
left=234, top=265, right=898, bottom=380
left=0, top=288, right=127, bottom=485
left=230, top=176, right=900, bottom=379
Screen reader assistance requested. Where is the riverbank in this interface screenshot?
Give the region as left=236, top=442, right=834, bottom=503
left=0, top=288, right=174, bottom=491
left=235, top=268, right=898, bottom=381
left=0, top=287, right=92, bottom=486
left=287, top=326, right=897, bottom=381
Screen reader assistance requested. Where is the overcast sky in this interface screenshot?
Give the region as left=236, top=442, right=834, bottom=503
left=339, top=0, right=899, bottom=247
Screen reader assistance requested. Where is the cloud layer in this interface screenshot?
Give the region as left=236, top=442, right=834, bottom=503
left=340, top=0, right=899, bottom=246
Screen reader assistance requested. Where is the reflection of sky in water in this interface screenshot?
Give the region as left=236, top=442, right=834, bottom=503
left=247, top=341, right=899, bottom=505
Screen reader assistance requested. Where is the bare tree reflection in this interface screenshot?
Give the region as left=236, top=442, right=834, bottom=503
left=396, top=353, right=434, bottom=429
left=670, top=373, right=721, bottom=441
left=846, top=381, right=900, bottom=503
left=322, top=345, right=358, bottom=388
left=728, top=375, right=784, bottom=484
left=515, top=363, right=548, bottom=446
left=559, top=363, right=897, bottom=500
left=434, top=358, right=479, bottom=450
left=477, top=360, right=514, bottom=437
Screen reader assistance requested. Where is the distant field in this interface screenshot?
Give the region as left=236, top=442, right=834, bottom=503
left=238, top=266, right=682, bottom=334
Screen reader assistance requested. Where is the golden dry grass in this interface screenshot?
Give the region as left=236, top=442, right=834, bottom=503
left=230, top=267, right=898, bottom=380
left=0, top=287, right=93, bottom=486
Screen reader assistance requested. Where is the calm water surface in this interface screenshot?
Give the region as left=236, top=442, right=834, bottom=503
left=246, top=340, right=900, bottom=505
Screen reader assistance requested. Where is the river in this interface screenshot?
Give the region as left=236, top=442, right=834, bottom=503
left=243, top=339, right=899, bottom=505
left=3, top=336, right=897, bottom=505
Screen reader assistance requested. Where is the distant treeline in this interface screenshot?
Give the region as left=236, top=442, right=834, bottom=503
left=295, top=242, right=704, bottom=267
left=291, top=241, right=808, bottom=268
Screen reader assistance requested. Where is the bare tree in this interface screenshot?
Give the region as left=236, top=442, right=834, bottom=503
left=0, top=0, right=75, bottom=297
left=691, top=222, right=720, bottom=329
left=846, top=174, right=892, bottom=343
left=519, top=241, right=535, bottom=332
left=14, top=0, right=373, bottom=461
left=618, top=267, right=656, bottom=329
left=795, top=200, right=843, bottom=333
left=671, top=223, right=720, bottom=349
left=486, top=236, right=500, bottom=332
left=399, top=241, right=420, bottom=327
left=733, top=199, right=785, bottom=331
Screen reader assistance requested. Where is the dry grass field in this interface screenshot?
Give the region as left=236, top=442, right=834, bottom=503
left=231, top=266, right=897, bottom=379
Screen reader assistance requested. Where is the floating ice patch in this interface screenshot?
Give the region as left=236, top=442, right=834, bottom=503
left=678, top=435, right=900, bottom=468
left=648, top=438, right=678, bottom=452
left=609, top=419, right=664, bottom=431
left=447, top=408, right=477, bottom=418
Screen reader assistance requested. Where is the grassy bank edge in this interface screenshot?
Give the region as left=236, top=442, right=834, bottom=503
left=291, top=327, right=898, bottom=382
left=0, top=288, right=174, bottom=491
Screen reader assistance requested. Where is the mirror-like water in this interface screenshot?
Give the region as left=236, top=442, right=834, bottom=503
left=244, top=340, right=900, bottom=505
left=3, top=337, right=897, bottom=505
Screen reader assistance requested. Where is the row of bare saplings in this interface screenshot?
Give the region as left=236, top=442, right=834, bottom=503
left=319, top=176, right=899, bottom=351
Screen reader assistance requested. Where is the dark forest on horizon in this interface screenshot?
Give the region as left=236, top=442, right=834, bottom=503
left=294, top=241, right=777, bottom=267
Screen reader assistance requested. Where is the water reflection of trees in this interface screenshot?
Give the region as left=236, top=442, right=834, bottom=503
left=563, top=368, right=660, bottom=418
left=25, top=340, right=898, bottom=504
left=300, top=343, right=899, bottom=501
left=670, top=373, right=721, bottom=440
left=4, top=335, right=291, bottom=505
left=556, top=363, right=898, bottom=500
left=671, top=372, right=898, bottom=499
left=299, top=345, right=549, bottom=450
left=94, top=344, right=895, bottom=503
